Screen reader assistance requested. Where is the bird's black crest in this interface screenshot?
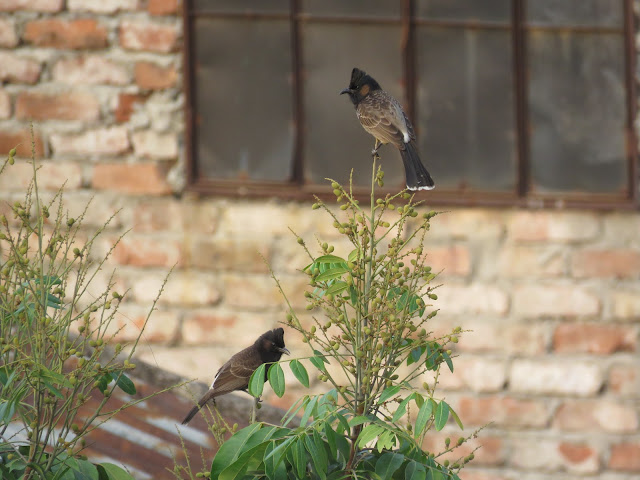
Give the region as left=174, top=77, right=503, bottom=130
left=348, top=67, right=380, bottom=91
left=259, top=328, right=286, bottom=348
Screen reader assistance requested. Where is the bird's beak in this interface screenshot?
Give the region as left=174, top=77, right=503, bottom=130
left=339, top=88, right=351, bottom=95
left=278, top=347, right=290, bottom=355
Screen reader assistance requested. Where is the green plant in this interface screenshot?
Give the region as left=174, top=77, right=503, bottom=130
left=207, top=157, right=474, bottom=479
left=0, top=138, right=173, bottom=479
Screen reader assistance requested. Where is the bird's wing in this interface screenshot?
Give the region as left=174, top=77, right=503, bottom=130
left=357, top=92, right=413, bottom=147
left=210, top=346, right=261, bottom=395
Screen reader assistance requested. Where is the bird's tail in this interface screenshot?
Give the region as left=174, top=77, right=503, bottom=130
left=400, top=140, right=434, bottom=191
left=181, top=389, right=217, bottom=425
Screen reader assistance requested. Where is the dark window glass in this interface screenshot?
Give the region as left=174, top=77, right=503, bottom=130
left=302, top=0, right=400, bottom=18
left=527, top=0, right=622, bottom=27
left=416, top=0, right=511, bottom=22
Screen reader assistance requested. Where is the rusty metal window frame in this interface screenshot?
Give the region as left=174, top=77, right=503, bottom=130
left=183, top=0, right=638, bottom=209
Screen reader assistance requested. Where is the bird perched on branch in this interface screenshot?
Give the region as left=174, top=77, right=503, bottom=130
left=181, top=328, right=289, bottom=425
left=340, top=67, right=435, bottom=191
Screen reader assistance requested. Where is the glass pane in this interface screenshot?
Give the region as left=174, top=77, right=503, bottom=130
left=416, top=0, right=511, bottom=22
left=528, top=32, right=627, bottom=194
left=302, top=0, right=400, bottom=18
left=303, top=23, right=405, bottom=187
left=192, top=0, right=288, bottom=14
left=193, top=18, right=294, bottom=182
left=416, top=27, right=516, bottom=191
left=527, top=0, right=623, bottom=28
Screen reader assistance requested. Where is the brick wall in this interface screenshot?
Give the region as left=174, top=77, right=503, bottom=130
left=0, top=1, right=638, bottom=478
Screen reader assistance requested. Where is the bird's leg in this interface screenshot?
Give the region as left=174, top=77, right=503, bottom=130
left=249, top=396, right=261, bottom=424
left=371, top=139, right=381, bottom=157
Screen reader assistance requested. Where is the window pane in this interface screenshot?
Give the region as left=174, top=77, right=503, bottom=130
left=528, top=32, right=627, bottom=194
left=527, top=0, right=623, bottom=28
left=416, top=0, right=510, bottom=22
left=193, top=18, right=294, bottom=182
left=301, top=0, right=400, bottom=18
left=303, top=23, right=405, bottom=187
left=416, top=27, right=516, bottom=191
left=192, top=0, right=288, bottom=14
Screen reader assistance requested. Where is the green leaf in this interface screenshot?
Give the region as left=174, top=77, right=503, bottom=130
left=415, top=399, right=434, bottom=436
left=325, top=281, right=348, bottom=295
left=324, top=423, right=338, bottom=458
left=96, top=463, right=135, bottom=480
left=289, top=360, right=309, bottom=388
left=43, top=380, right=64, bottom=399
left=110, top=371, right=136, bottom=395
left=219, top=442, right=268, bottom=480
left=315, top=255, right=348, bottom=264
left=407, top=345, right=426, bottom=366
left=293, top=437, right=307, bottom=479
left=405, top=461, right=427, bottom=480
left=449, top=406, right=464, bottom=430
left=348, top=415, right=370, bottom=427
left=305, top=432, right=328, bottom=480
left=309, top=356, right=326, bottom=372
left=392, top=393, right=416, bottom=423
left=268, top=363, right=285, bottom=398
left=347, top=249, right=360, bottom=263
left=434, top=401, right=450, bottom=431
left=349, top=285, right=359, bottom=304
left=316, top=266, right=350, bottom=283
left=375, top=452, right=404, bottom=480
left=69, top=458, right=99, bottom=480
left=441, top=350, right=454, bottom=373
left=96, top=373, right=112, bottom=395
left=264, top=441, right=288, bottom=480
left=300, top=396, right=318, bottom=427
left=357, top=424, right=384, bottom=448
left=248, top=364, right=266, bottom=397
left=378, top=385, right=401, bottom=404
left=396, top=290, right=409, bottom=311
left=376, top=430, right=395, bottom=452
left=210, top=423, right=263, bottom=479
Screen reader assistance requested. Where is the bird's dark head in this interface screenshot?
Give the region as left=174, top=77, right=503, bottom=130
left=257, top=328, right=290, bottom=360
left=340, top=67, right=381, bottom=105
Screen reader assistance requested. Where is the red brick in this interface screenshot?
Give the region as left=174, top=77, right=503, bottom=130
left=115, top=93, right=149, bottom=123
left=426, top=245, right=471, bottom=277
left=609, top=363, right=639, bottom=396
left=609, top=442, right=640, bottom=471
left=0, top=128, right=45, bottom=158
left=553, top=323, right=636, bottom=354
left=53, top=56, right=129, bottom=86
left=512, top=438, right=599, bottom=473
left=132, top=199, right=185, bottom=232
left=0, top=18, right=17, bottom=47
left=187, top=237, right=270, bottom=272
left=0, top=52, right=41, bottom=84
left=422, top=434, right=505, bottom=466
left=24, top=19, right=108, bottom=50
left=181, top=310, right=275, bottom=346
left=435, top=357, right=507, bottom=393
left=553, top=400, right=638, bottom=433
left=112, top=235, right=183, bottom=267
left=92, top=163, right=173, bottom=195
left=509, top=211, right=600, bottom=243
left=458, top=396, right=549, bottom=428
left=103, top=305, right=179, bottom=343
left=0, top=0, right=63, bottom=11
left=16, top=91, right=100, bottom=122
left=572, top=248, right=640, bottom=278
left=558, top=443, right=598, bottom=471
left=134, top=61, right=178, bottom=90
left=498, top=245, right=565, bottom=277
left=0, top=161, right=82, bottom=191
left=119, top=20, right=179, bottom=53
left=148, top=0, right=178, bottom=15
left=0, top=89, right=10, bottom=119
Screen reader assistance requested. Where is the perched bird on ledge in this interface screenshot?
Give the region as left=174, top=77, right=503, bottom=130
left=340, top=67, right=435, bottom=191
left=181, top=328, right=290, bottom=425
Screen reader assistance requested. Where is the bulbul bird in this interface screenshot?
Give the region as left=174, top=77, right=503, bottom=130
left=181, top=328, right=290, bottom=425
left=340, top=67, right=435, bottom=191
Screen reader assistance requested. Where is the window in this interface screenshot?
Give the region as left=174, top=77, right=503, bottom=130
left=183, top=0, right=637, bottom=208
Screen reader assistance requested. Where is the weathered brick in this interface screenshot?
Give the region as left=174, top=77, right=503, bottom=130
left=452, top=319, right=548, bottom=355
left=130, top=270, right=221, bottom=307
left=603, top=212, right=640, bottom=244
left=572, top=248, right=640, bottom=278
left=53, top=56, right=129, bottom=86
left=509, top=211, right=600, bottom=243
left=510, top=360, right=603, bottom=396
left=420, top=208, right=506, bottom=239
left=51, top=127, right=129, bottom=156
left=433, top=284, right=509, bottom=316
left=553, top=400, right=638, bottom=433
left=103, top=305, right=179, bottom=343
left=512, top=285, right=600, bottom=317
left=132, top=198, right=187, bottom=232
left=553, top=323, right=636, bottom=354
left=608, top=363, right=639, bottom=396
left=511, top=438, right=599, bottom=473
left=181, top=310, right=279, bottom=346
left=224, top=274, right=287, bottom=311
left=0, top=128, right=45, bottom=157
left=435, top=357, right=507, bottom=393
left=458, top=395, right=550, bottom=428
left=0, top=52, right=41, bottom=84
left=0, top=161, right=81, bottom=191
left=111, top=234, right=183, bottom=267
left=609, top=442, right=640, bottom=471
left=67, top=0, right=138, bottom=13
left=0, top=0, right=63, bottom=11
left=115, top=93, right=149, bottom=123
left=0, top=18, right=17, bottom=47
left=24, top=19, right=108, bottom=49
left=422, top=434, right=505, bottom=466
left=148, top=0, right=178, bottom=15
left=134, top=61, right=178, bottom=90
left=497, top=245, right=565, bottom=277
left=131, top=130, right=178, bottom=159
left=16, top=91, right=100, bottom=122
left=119, top=20, right=179, bottom=53
left=425, top=245, right=471, bottom=277
left=0, top=89, right=10, bottom=119
left=611, top=289, right=640, bottom=320
left=92, top=163, right=173, bottom=195
left=188, top=237, right=270, bottom=273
